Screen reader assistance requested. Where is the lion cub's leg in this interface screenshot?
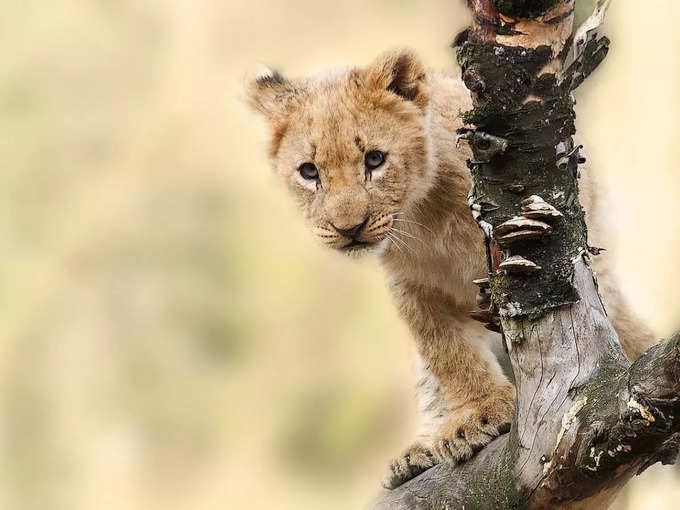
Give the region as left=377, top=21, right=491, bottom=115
left=383, top=284, right=514, bottom=489
left=384, top=354, right=513, bottom=489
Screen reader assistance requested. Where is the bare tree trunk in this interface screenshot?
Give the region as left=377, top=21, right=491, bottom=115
left=376, top=1, right=680, bottom=508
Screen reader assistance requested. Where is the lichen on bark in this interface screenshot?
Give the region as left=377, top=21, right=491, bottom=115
left=457, top=40, right=588, bottom=318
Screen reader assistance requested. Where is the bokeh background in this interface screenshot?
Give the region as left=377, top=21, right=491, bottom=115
left=1, top=1, right=679, bottom=509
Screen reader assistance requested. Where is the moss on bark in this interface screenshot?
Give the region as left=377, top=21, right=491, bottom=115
left=457, top=41, right=588, bottom=317
left=469, top=435, right=525, bottom=509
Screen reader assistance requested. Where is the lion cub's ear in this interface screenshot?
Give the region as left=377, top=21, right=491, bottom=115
left=364, top=49, right=428, bottom=111
left=246, top=69, right=300, bottom=119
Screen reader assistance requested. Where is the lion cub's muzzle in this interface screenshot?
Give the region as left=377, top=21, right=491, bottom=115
left=312, top=213, right=394, bottom=255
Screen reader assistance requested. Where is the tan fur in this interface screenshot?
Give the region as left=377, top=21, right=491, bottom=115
left=247, top=50, right=657, bottom=488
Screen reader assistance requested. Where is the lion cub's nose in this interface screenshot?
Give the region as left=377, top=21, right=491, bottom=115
left=331, top=217, right=369, bottom=239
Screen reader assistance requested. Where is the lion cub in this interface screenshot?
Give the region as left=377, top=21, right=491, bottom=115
left=247, top=49, right=656, bottom=488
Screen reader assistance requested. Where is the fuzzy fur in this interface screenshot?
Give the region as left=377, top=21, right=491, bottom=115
left=247, top=49, right=657, bottom=489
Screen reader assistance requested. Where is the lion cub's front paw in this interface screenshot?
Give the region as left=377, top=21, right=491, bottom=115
left=382, top=442, right=435, bottom=490
left=432, top=388, right=514, bottom=465
left=383, top=387, right=515, bottom=490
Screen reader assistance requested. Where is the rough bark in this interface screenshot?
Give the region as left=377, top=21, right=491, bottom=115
left=376, top=324, right=680, bottom=510
left=375, top=1, right=680, bottom=508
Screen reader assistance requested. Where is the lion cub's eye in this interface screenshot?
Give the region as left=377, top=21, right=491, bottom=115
left=298, top=162, right=319, bottom=180
left=365, top=150, right=387, bottom=171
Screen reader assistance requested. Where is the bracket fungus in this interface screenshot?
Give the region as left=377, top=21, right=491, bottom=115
left=499, top=255, right=542, bottom=274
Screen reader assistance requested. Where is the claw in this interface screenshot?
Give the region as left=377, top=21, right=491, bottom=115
left=383, top=443, right=437, bottom=489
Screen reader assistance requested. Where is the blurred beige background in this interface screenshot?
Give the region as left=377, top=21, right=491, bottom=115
left=0, top=1, right=678, bottom=509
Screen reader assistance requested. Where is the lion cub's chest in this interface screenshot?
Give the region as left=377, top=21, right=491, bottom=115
left=383, top=215, right=486, bottom=308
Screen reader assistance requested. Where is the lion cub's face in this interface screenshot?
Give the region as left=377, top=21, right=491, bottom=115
left=248, top=50, right=431, bottom=256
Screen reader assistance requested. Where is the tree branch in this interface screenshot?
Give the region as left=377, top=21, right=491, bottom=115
left=375, top=1, right=679, bottom=508
left=377, top=257, right=680, bottom=509
left=376, top=324, right=680, bottom=509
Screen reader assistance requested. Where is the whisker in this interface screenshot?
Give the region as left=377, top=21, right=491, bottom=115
left=386, top=233, right=405, bottom=256
left=392, top=211, right=435, bottom=232
left=392, top=217, right=435, bottom=235
left=387, top=232, right=409, bottom=254
left=390, top=227, right=424, bottom=244
left=389, top=230, right=415, bottom=255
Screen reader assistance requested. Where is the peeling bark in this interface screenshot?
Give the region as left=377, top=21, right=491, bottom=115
left=375, top=1, right=679, bottom=508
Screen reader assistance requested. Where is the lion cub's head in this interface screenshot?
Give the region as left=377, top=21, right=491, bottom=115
left=248, top=50, right=431, bottom=256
